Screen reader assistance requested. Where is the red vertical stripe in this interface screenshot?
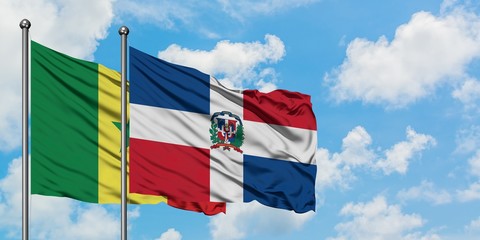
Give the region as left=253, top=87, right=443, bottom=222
left=243, top=90, right=317, bottom=130
left=130, top=138, right=211, bottom=202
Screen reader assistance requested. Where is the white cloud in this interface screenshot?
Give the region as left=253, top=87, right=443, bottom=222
left=34, top=202, right=119, bottom=240
left=158, top=34, right=285, bottom=90
left=5, top=0, right=114, bottom=60
left=217, top=0, right=319, bottom=21
left=254, top=68, right=279, bottom=92
left=127, top=206, right=141, bottom=219
left=209, top=202, right=315, bottom=240
left=457, top=182, right=480, bottom=202
left=440, top=0, right=459, bottom=13
left=255, top=79, right=277, bottom=93
left=436, top=216, right=480, bottom=240
left=0, top=0, right=115, bottom=151
left=403, top=232, right=442, bottom=240
left=315, top=126, right=375, bottom=191
left=465, top=217, right=480, bottom=233
left=375, top=127, right=436, bottom=175
left=328, top=196, right=430, bottom=240
left=456, top=148, right=480, bottom=202
left=455, top=125, right=480, bottom=154
left=0, top=158, right=120, bottom=239
left=339, top=126, right=376, bottom=167
left=316, top=126, right=436, bottom=191
left=0, top=157, right=23, bottom=231
left=155, top=228, right=182, bottom=240
left=468, top=150, right=480, bottom=178
left=315, top=147, right=353, bottom=191
left=115, top=0, right=194, bottom=29
left=116, top=1, right=320, bottom=38
left=326, top=8, right=480, bottom=108
left=452, top=78, right=480, bottom=111
left=397, top=180, right=452, bottom=205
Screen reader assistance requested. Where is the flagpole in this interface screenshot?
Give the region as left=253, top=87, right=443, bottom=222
left=20, top=18, right=31, bottom=240
left=119, top=25, right=129, bottom=240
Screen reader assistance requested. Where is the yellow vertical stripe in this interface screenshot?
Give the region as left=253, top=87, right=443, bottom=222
left=97, top=64, right=167, bottom=204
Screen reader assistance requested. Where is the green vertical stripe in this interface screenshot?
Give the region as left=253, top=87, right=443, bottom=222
left=31, top=41, right=99, bottom=202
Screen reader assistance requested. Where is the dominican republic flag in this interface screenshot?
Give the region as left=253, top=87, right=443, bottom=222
left=129, top=47, right=317, bottom=213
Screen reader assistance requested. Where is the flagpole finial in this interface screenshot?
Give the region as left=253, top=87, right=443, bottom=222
left=119, top=26, right=129, bottom=36
left=19, top=19, right=31, bottom=29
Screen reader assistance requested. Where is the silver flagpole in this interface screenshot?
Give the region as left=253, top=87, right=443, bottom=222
left=20, top=19, right=31, bottom=240
left=119, top=25, right=129, bottom=240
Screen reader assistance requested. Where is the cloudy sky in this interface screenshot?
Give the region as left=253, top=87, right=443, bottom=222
left=1, top=0, right=480, bottom=239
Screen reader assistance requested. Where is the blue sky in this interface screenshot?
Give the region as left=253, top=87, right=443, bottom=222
left=1, top=0, right=480, bottom=239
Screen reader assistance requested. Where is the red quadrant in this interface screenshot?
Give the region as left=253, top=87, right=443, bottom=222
left=130, top=138, right=211, bottom=202
left=243, top=89, right=317, bottom=130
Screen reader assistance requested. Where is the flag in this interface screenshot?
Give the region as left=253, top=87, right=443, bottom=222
left=30, top=41, right=225, bottom=215
left=129, top=47, right=317, bottom=213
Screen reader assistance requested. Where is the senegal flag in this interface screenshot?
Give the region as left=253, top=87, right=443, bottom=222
left=31, top=41, right=225, bottom=215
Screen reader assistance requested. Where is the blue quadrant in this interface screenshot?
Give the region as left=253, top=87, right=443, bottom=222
left=129, top=47, right=210, bottom=114
left=243, top=154, right=317, bottom=213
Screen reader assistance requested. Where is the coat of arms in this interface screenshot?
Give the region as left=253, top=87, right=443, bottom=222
left=209, top=111, right=244, bottom=153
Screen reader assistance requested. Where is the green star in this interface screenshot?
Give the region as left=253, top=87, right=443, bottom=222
left=113, top=121, right=129, bottom=150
